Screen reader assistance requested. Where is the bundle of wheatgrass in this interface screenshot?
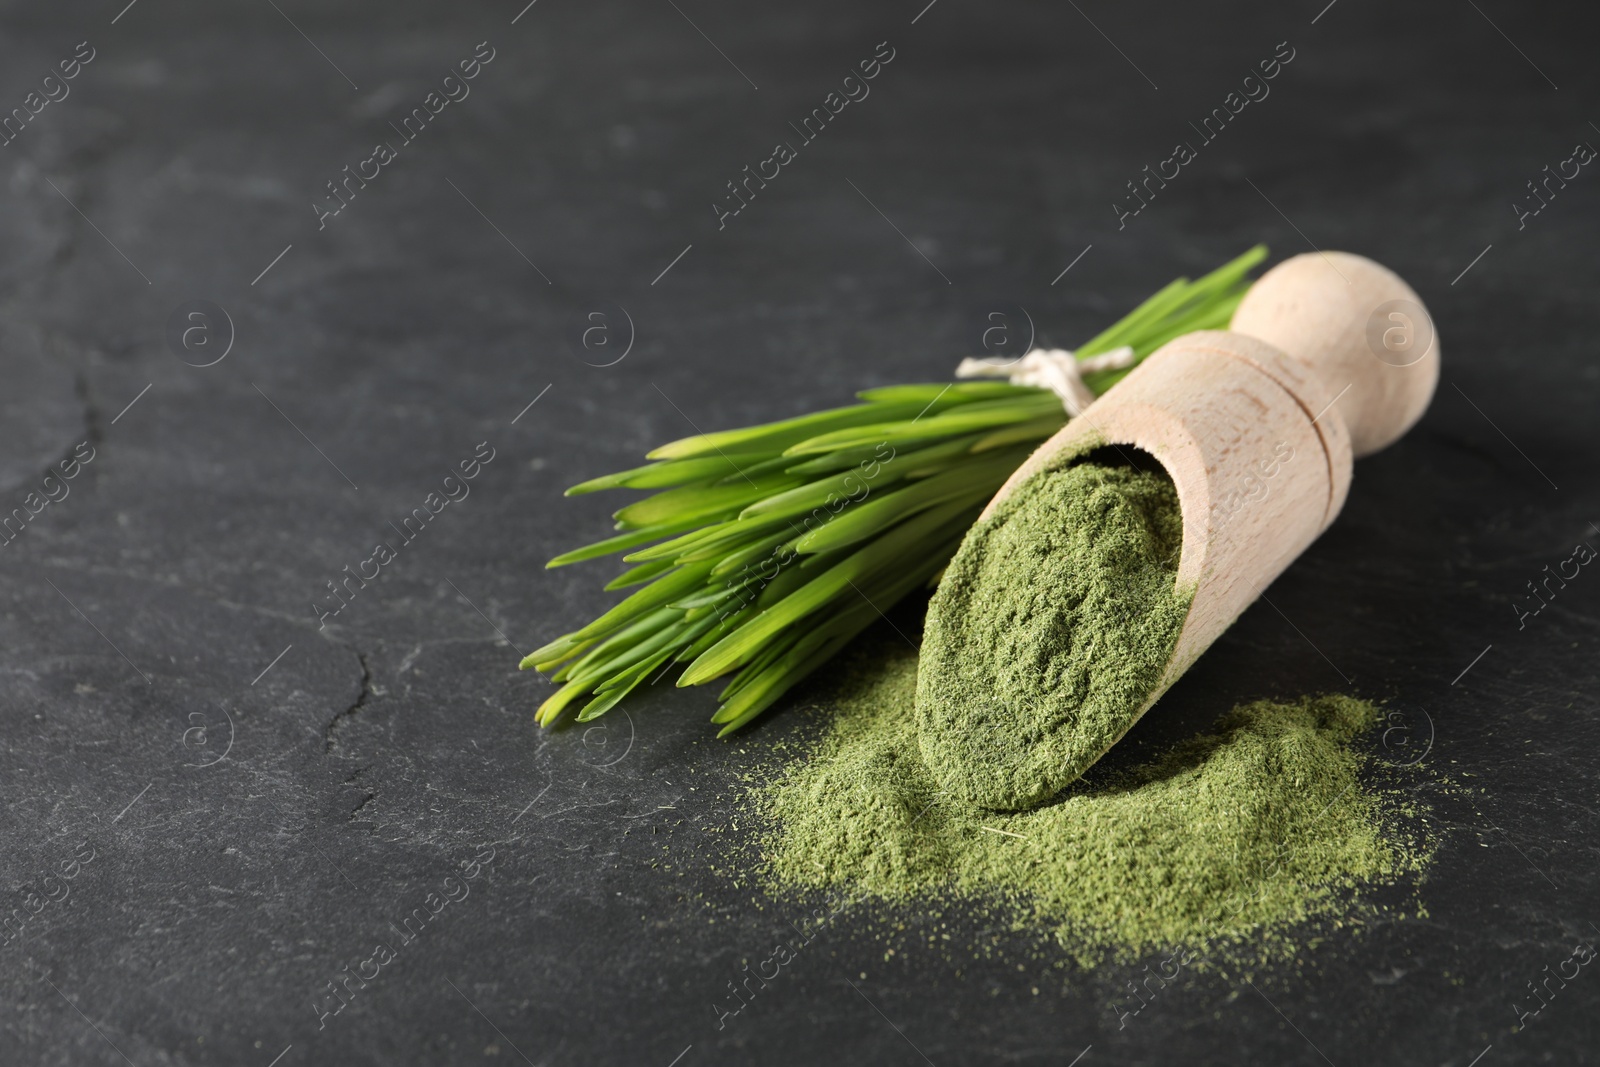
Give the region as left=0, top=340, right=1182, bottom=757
left=525, top=246, right=1267, bottom=734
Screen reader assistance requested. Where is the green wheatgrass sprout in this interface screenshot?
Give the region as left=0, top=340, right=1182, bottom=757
left=524, top=245, right=1269, bottom=734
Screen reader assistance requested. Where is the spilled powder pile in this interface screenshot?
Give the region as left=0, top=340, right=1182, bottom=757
left=917, top=458, right=1193, bottom=810
left=760, top=645, right=1427, bottom=959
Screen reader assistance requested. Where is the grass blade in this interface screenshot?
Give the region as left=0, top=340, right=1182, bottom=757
left=679, top=497, right=978, bottom=685
left=565, top=455, right=769, bottom=495
left=566, top=559, right=715, bottom=643
left=790, top=449, right=1025, bottom=555
left=648, top=399, right=950, bottom=460
left=782, top=394, right=1063, bottom=456
left=613, top=475, right=801, bottom=529
left=546, top=517, right=710, bottom=568
left=855, top=381, right=1037, bottom=403
left=604, top=559, right=676, bottom=590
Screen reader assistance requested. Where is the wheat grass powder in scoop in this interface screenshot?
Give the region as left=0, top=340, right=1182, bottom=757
left=915, top=455, right=1193, bottom=810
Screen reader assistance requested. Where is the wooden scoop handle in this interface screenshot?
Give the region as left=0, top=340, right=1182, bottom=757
left=1230, top=251, right=1439, bottom=458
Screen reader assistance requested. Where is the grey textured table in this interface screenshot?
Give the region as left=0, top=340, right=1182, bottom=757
left=1, top=1, right=1597, bottom=1064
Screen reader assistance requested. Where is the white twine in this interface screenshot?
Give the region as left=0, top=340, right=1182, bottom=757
left=954, top=346, right=1137, bottom=416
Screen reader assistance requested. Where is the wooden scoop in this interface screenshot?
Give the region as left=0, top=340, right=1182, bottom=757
left=978, top=250, right=1439, bottom=762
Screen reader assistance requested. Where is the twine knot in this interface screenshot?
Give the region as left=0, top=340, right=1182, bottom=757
left=954, top=346, right=1137, bottom=416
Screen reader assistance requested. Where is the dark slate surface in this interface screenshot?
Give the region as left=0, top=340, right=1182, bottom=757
left=0, top=0, right=1596, bottom=1064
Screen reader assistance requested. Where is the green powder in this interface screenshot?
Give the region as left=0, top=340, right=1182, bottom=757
left=917, top=457, right=1194, bottom=810
left=760, top=645, right=1426, bottom=959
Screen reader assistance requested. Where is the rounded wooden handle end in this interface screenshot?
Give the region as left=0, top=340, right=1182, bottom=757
left=1231, top=251, right=1439, bottom=458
